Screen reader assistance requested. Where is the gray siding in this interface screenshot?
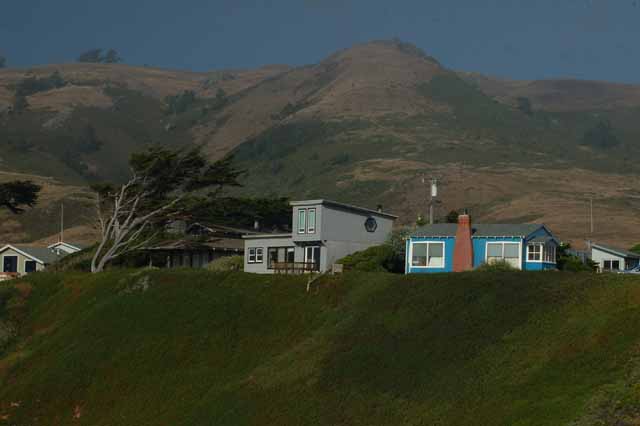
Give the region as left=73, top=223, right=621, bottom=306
left=321, top=205, right=394, bottom=246
left=292, top=203, right=393, bottom=245
left=243, top=236, right=297, bottom=274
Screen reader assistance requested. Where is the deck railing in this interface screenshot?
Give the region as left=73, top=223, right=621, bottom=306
left=272, top=262, right=318, bottom=274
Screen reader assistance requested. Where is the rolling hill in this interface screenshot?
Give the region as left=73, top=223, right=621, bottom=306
left=1, top=270, right=640, bottom=425
left=2, top=39, right=640, bottom=248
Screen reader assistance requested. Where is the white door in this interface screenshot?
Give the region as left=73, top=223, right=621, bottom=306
left=304, top=246, right=321, bottom=271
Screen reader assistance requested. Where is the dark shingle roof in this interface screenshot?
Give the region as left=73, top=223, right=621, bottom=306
left=12, top=245, right=66, bottom=264
left=592, top=243, right=640, bottom=259
left=412, top=223, right=544, bottom=238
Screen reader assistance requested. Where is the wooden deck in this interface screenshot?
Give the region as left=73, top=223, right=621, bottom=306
left=273, top=262, right=318, bottom=274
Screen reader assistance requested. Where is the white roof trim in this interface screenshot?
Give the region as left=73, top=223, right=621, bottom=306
left=242, top=233, right=293, bottom=240
left=0, top=244, right=45, bottom=264
left=47, top=241, right=81, bottom=250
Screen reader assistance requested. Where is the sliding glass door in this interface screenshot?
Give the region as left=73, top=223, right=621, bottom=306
left=304, top=246, right=321, bottom=271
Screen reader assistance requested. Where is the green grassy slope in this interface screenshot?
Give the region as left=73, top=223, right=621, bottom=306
left=1, top=270, right=640, bottom=425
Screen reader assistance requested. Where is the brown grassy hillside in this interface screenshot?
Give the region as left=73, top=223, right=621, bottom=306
left=3, top=40, right=640, bottom=248
left=0, top=171, right=96, bottom=244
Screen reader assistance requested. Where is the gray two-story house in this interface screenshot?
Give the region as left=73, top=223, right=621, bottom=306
left=243, top=200, right=397, bottom=274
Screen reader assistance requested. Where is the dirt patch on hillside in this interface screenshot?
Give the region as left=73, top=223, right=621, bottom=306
left=27, top=85, right=112, bottom=112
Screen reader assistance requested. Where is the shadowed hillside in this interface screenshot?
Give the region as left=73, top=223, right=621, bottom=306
left=1, top=270, right=640, bottom=425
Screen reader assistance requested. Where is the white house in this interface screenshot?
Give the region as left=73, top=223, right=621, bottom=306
left=0, top=244, right=65, bottom=279
left=48, top=241, right=85, bottom=255
left=590, top=243, right=640, bottom=272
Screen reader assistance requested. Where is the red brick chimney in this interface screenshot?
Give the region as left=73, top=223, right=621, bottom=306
left=453, top=212, right=474, bottom=272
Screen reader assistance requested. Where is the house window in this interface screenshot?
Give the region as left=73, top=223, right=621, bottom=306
left=603, top=260, right=620, bottom=271
left=248, top=248, right=264, bottom=264
left=411, top=242, right=445, bottom=268
left=298, top=209, right=306, bottom=234
left=544, top=245, right=556, bottom=263
left=527, top=244, right=542, bottom=261
left=304, top=246, right=321, bottom=271
left=268, top=247, right=296, bottom=269
left=307, top=209, right=316, bottom=234
left=486, top=242, right=520, bottom=268
left=3, top=256, right=18, bottom=273
left=25, top=260, right=37, bottom=273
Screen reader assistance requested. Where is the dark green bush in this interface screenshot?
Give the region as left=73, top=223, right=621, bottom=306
left=206, top=255, right=243, bottom=272
left=476, top=260, right=518, bottom=272
left=339, top=245, right=401, bottom=273
left=558, top=255, right=596, bottom=272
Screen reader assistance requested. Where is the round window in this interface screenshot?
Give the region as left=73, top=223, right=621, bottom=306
left=364, top=216, right=378, bottom=232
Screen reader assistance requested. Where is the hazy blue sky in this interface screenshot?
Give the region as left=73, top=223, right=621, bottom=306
left=2, top=0, right=639, bottom=82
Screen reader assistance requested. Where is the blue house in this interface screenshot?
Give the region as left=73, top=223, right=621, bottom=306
left=405, top=214, right=559, bottom=273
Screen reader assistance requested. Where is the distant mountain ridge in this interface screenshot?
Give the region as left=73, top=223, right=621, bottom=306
left=2, top=39, right=640, bottom=248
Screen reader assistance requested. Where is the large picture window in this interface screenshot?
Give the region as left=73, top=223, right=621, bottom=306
left=411, top=242, right=445, bottom=268
left=486, top=242, right=520, bottom=268
left=603, top=260, right=621, bottom=271
left=268, top=247, right=296, bottom=269
left=298, top=209, right=306, bottom=234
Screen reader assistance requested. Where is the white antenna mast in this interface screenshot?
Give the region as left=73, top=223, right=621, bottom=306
left=429, top=178, right=438, bottom=225
left=590, top=197, right=594, bottom=235
left=60, top=202, right=64, bottom=243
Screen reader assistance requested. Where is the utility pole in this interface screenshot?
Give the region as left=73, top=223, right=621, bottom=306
left=589, top=197, right=594, bottom=235
left=429, top=178, right=437, bottom=225
left=60, top=202, right=64, bottom=243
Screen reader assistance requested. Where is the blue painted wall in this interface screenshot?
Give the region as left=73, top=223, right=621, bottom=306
left=522, top=226, right=558, bottom=271
left=405, top=226, right=560, bottom=273
left=406, top=237, right=455, bottom=273
left=524, top=261, right=557, bottom=271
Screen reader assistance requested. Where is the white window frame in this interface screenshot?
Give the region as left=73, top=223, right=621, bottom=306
left=603, top=259, right=621, bottom=271
left=304, top=246, right=321, bottom=271
left=298, top=209, right=306, bottom=234
left=307, top=208, right=316, bottom=234
left=247, top=247, right=264, bottom=264
left=267, top=246, right=295, bottom=269
left=543, top=244, right=557, bottom=263
left=527, top=244, right=542, bottom=262
left=485, top=241, right=522, bottom=269
left=409, top=241, right=446, bottom=269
